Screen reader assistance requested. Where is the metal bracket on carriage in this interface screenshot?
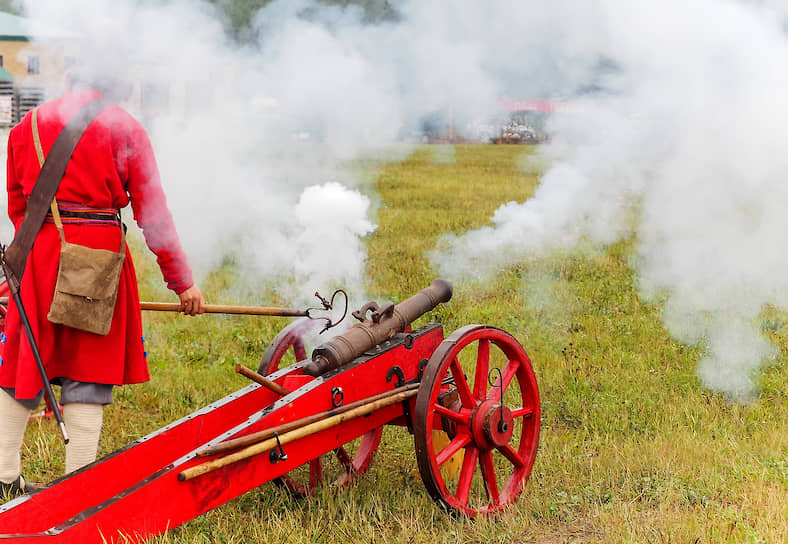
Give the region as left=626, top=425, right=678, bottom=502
left=351, top=301, right=395, bottom=324
left=385, top=362, right=427, bottom=388
left=268, top=432, right=288, bottom=464
left=306, top=288, right=349, bottom=333
left=386, top=366, right=414, bottom=433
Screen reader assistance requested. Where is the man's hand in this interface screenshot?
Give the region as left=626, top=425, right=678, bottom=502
left=178, top=285, right=205, bottom=316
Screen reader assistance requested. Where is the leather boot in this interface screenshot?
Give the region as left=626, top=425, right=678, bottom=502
left=0, top=475, right=41, bottom=499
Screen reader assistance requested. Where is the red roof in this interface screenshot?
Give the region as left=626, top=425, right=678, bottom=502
left=499, top=98, right=558, bottom=113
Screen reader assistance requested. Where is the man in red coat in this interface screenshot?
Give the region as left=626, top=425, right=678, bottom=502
left=0, top=78, right=205, bottom=495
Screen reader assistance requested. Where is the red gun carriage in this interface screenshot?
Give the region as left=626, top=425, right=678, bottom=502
left=0, top=279, right=540, bottom=542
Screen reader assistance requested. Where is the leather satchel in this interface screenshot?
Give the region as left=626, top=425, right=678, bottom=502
left=46, top=234, right=124, bottom=336
left=30, top=100, right=125, bottom=336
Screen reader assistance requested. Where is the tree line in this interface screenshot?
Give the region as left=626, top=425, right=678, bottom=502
left=0, top=1, right=397, bottom=42
left=215, top=0, right=397, bottom=40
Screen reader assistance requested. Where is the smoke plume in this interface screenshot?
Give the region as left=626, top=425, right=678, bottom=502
left=6, top=0, right=578, bottom=299
left=3, top=0, right=786, bottom=397
left=431, top=1, right=788, bottom=400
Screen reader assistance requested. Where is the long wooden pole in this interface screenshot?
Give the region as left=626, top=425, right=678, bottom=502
left=197, top=383, right=419, bottom=458
left=139, top=302, right=308, bottom=317
left=178, top=387, right=419, bottom=481
left=0, top=297, right=309, bottom=317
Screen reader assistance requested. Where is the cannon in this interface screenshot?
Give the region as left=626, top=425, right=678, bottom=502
left=0, top=279, right=541, bottom=542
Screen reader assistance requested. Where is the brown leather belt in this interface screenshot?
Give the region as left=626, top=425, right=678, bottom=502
left=47, top=209, right=120, bottom=222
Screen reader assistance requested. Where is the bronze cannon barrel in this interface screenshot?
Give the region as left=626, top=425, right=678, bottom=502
left=302, top=278, right=452, bottom=376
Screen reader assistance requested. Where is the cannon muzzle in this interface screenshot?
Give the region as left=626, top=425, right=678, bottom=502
left=303, top=279, right=452, bottom=376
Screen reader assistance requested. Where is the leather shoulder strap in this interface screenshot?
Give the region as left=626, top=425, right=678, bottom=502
left=2, top=96, right=111, bottom=288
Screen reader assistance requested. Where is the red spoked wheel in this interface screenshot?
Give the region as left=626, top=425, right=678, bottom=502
left=258, top=318, right=318, bottom=374
left=258, top=318, right=383, bottom=497
left=414, top=325, right=540, bottom=516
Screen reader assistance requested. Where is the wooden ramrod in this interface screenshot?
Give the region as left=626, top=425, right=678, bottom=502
left=302, top=278, right=453, bottom=376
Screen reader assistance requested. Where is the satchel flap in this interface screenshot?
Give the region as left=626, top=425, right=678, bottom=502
left=56, top=242, right=124, bottom=300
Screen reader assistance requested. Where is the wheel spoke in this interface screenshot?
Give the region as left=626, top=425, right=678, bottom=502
left=497, top=443, right=526, bottom=468
left=473, top=339, right=490, bottom=398
left=334, top=447, right=354, bottom=473
left=436, top=433, right=471, bottom=467
left=433, top=403, right=470, bottom=425
left=510, top=406, right=533, bottom=419
left=455, top=446, right=480, bottom=506
left=308, top=458, right=323, bottom=490
left=486, top=359, right=520, bottom=401
left=293, top=339, right=307, bottom=362
left=450, top=358, right=475, bottom=407
left=479, top=450, right=500, bottom=504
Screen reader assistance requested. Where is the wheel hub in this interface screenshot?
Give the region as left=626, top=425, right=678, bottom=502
left=470, top=399, right=514, bottom=450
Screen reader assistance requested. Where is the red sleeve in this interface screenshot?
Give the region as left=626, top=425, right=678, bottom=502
left=123, top=117, right=194, bottom=294
left=6, top=130, right=26, bottom=230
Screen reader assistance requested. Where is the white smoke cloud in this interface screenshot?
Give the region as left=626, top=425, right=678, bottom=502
left=290, top=182, right=375, bottom=294
left=432, top=0, right=788, bottom=400
left=7, top=0, right=399, bottom=302
left=3, top=0, right=784, bottom=398
left=3, top=0, right=608, bottom=304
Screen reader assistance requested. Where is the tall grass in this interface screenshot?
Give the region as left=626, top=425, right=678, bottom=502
left=20, top=145, right=788, bottom=543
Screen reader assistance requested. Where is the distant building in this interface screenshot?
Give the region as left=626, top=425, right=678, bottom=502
left=490, top=98, right=567, bottom=144
left=0, top=10, right=79, bottom=124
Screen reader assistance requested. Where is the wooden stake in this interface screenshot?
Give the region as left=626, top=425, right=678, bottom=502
left=235, top=365, right=291, bottom=396
left=178, top=387, right=419, bottom=481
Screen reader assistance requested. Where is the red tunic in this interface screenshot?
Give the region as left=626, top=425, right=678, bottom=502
left=0, top=89, right=194, bottom=399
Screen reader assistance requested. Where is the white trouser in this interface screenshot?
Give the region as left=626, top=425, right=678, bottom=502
left=64, top=403, right=103, bottom=474
left=0, top=392, right=104, bottom=479
left=0, top=390, right=30, bottom=484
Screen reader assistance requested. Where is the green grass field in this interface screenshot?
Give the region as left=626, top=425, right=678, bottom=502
left=19, top=144, right=788, bottom=543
